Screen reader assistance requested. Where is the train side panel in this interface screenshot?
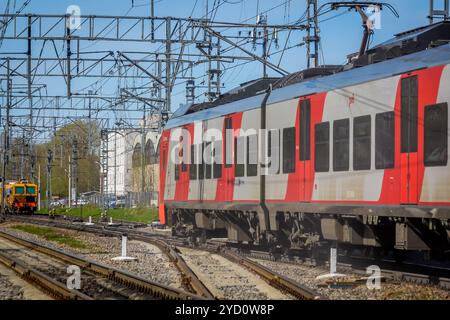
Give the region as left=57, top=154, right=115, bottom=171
left=159, top=63, right=450, bottom=253
left=420, top=64, right=450, bottom=204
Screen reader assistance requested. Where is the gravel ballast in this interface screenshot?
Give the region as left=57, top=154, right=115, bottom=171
left=0, top=273, right=24, bottom=300
left=0, top=223, right=183, bottom=290
left=254, top=259, right=450, bottom=300
left=179, top=247, right=291, bottom=300
left=3, top=222, right=448, bottom=300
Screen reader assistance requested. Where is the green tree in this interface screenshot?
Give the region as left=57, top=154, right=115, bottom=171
left=36, top=120, right=100, bottom=199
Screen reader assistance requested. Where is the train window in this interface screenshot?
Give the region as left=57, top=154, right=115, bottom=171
left=205, top=142, right=212, bottom=179
left=268, top=129, right=280, bottom=175
left=213, top=140, right=223, bottom=179
left=26, top=186, right=36, bottom=194
left=424, top=103, right=448, bottom=167
left=375, top=111, right=395, bottom=169
left=283, top=127, right=296, bottom=174
left=181, top=147, right=187, bottom=172
left=198, top=143, right=204, bottom=180
left=247, top=135, right=258, bottom=177
left=235, top=136, right=245, bottom=177
left=300, top=99, right=311, bottom=161
left=224, top=118, right=233, bottom=168
left=189, top=144, right=197, bottom=180
left=15, top=186, right=24, bottom=194
left=174, top=164, right=180, bottom=181
left=315, top=122, right=330, bottom=172
left=353, top=115, right=371, bottom=171
left=401, top=76, right=418, bottom=153
left=333, top=119, right=350, bottom=172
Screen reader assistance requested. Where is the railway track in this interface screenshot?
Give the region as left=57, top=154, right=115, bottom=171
left=0, top=248, right=91, bottom=300
left=4, top=214, right=450, bottom=295
left=2, top=215, right=213, bottom=299
left=11, top=212, right=148, bottom=229
left=219, top=249, right=323, bottom=300
left=208, top=241, right=450, bottom=291
left=0, top=229, right=203, bottom=300
left=3, top=215, right=322, bottom=299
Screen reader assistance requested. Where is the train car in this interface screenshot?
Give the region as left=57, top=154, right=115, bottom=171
left=159, top=22, right=450, bottom=258
left=0, top=180, right=38, bottom=214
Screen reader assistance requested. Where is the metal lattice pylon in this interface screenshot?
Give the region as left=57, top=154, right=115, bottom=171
left=100, top=130, right=109, bottom=220
left=429, top=0, right=449, bottom=24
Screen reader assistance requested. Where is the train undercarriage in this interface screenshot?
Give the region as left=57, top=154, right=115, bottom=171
left=167, top=207, right=450, bottom=261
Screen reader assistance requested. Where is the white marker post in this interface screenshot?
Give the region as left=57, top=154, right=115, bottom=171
left=330, top=246, right=337, bottom=275
left=112, top=234, right=137, bottom=261
left=315, top=242, right=347, bottom=281
left=108, top=217, right=114, bottom=225
left=84, top=216, right=94, bottom=226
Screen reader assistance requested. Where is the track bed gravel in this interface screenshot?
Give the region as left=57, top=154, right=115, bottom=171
left=253, top=259, right=450, bottom=300
left=179, top=247, right=292, bottom=300
left=0, top=223, right=183, bottom=290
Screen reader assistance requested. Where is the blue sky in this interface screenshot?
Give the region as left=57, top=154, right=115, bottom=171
left=14, top=0, right=430, bottom=66
left=0, top=0, right=435, bottom=134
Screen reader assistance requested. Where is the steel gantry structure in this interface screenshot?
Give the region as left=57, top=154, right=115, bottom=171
left=0, top=6, right=308, bottom=216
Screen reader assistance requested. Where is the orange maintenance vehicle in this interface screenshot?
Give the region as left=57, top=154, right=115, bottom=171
left=0, top=179, right=38, bottom=214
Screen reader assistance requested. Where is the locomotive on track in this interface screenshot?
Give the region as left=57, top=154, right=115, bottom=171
left=159, top=22, right=450, bottom=259
left=0, top=179, right=38, bottom=214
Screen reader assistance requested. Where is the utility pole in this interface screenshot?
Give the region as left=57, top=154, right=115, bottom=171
left=68, top=154, right=71, bottom=208
left=88, top=92, right=92, bottom=153
left=27, top=14, right=34, bottom=180
left=165, top=17, right=171, bottom=119
left=1, top=58, right=11, bottom=217
left=204, top=35, right=221, bottom=102
left=20, top=133, right=24, bottom=179
left=72, top=138, right=78, bottom=207
left=100, top=129, right=109, bottom=221
left=151, top=0, right=155, bottom=41
left=429, top=0, right=449, bottom=24
left=305, top=0, right=320, bottom=68
left=114, top=132, right=117, bottom=203
left=141, top=108, right=146, bottom=195
left=157, top=55, right=164, bottom=131
left=255, top=13, right=269, bottom=78
left=46, top=149, right=53, bottom=213
left=37, top=164, right=41, bottom=211
left=66, top=20, right=72, bottom=97
left=30, top=152, right=36, bottom=183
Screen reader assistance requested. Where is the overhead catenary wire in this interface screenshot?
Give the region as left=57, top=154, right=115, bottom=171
left=0, top=0, right=405, bottom=184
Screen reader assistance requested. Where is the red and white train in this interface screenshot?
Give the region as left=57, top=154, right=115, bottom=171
left=159, top=22, right=450, bottom=257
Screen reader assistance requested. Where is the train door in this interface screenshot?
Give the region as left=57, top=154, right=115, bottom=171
left=400, top=76, right=419, bottom=204
left=178, top=126, right=191, bottom=200
left=299, top=98, right=311, bottom=202
left=222, top=117, right=234, bottom=201
left=199, top=120, right=208, bottom=202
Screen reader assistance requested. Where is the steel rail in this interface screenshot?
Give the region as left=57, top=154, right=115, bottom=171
left=45, top=217, right=214, bottom=298
left=216, top=249, right=324, bottom=300
left=0, top=229, right=203, bottom=300
left=1, top=216, right=326, bottom=299
left=0, top=250, right=92, bottom=300
left=10, top=214, right=450, bottom=295
left=3, top=216, right=214, bottom=298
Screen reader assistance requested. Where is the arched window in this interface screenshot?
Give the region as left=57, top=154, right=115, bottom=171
left=145, top=139, right=157, bottom=165
left=132, top=143, right=141, bottom=168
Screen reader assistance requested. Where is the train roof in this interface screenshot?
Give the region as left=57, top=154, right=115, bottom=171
left=166, top=22, right=450, bottom=130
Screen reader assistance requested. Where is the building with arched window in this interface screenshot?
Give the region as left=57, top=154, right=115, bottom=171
left=131, top=131, right=160, bottom=203
left=103, top=113, right=162, bottom=207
